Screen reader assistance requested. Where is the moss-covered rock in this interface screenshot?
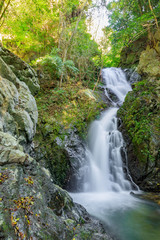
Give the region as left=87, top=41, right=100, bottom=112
left=136, top=28, right=160, bottom=78
left=119, top=29, right=160, bottom=192
left=137, top=48, right=160, bottom=78
left=118, top=78, right=160, bottom=191
left=154, top=28, right=160, bottom=41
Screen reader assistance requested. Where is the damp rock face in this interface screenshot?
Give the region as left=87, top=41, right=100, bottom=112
left=0, top=46, right=112, bottom=239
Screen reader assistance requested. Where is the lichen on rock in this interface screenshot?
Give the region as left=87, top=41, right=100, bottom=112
left=0, top=56, right=38, bottom=146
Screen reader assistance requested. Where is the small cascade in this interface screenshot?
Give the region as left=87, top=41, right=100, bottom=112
left=102, top=67, right=132, bottom=105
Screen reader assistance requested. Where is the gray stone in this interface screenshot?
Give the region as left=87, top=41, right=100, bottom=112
left=0, top=57, right=17, bottom=85
left=0, top=47, right=40, bottom=95
left=0, top=132, right=31, bottom=165
left=0, top=75, right=38, bottom=144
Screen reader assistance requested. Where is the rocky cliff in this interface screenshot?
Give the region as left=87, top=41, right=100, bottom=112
left=0, top=46, right=111, bottom=239
left=118, top=28, right=160, bottom=192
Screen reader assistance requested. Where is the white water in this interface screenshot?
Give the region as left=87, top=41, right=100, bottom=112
left=69, top=68, right=160, bottom=240
left=82, top=67, right=133, bottom=193
left=102, top=67, right=132, bottom=105
left=84, top=107, right=132, bottom=192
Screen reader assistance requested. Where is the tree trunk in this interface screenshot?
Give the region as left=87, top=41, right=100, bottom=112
left=0, top=0, right=11, bottom=24
left=148, top=0, right=158, bottom=28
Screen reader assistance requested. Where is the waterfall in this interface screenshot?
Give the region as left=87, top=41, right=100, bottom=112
left=82, top=67, right=134, bottom=193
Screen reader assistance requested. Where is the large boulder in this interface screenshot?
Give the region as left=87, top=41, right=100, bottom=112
left=137, top=28, right=160, bottom=78
left=119, top=29, right=160, bottom=192
left=137, top=48, right=160, bottom=78
left=0, top=161, right=110, bottom=240
left=0, top=132, right=31, bottom=165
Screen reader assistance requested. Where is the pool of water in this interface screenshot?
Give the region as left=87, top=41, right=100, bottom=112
left=70, top=192, right=160, bottom=240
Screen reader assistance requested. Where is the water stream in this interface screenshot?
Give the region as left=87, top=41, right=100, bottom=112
left=70, top=68, right=160, bottom=240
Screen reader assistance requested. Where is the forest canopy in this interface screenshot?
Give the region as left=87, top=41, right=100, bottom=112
left=0, top=0, right=160, bottom=81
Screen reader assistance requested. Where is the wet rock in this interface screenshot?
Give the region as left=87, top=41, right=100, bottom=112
left=123, top=68, right=141, bottom=85
left=138, top=192, right=160, bottom=205
left=63, top=129, right=87, bottom=192
left=33, top=127, right=87, bottom=191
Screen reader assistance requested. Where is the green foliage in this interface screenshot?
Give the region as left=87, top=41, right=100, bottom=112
left=103, top=0, right=160, bottom=66
left=65, top=22, right=101, bottom=81
left=2, top=0, right=60, bottom=59
left=32, top=51, right=79, bottom=81
left=1, top=0, right=101, bottom=85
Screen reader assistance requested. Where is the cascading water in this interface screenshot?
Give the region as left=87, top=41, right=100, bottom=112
left=85, top=108, right=132, bottom=192
left=70, top=68, right=160, bottom=240
left=102, top=67, right=132, bottom=105
left=83, top=67, right=133, bottom=193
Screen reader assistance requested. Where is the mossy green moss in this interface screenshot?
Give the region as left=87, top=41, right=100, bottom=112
left=118, top=78, right=160, bottom=171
